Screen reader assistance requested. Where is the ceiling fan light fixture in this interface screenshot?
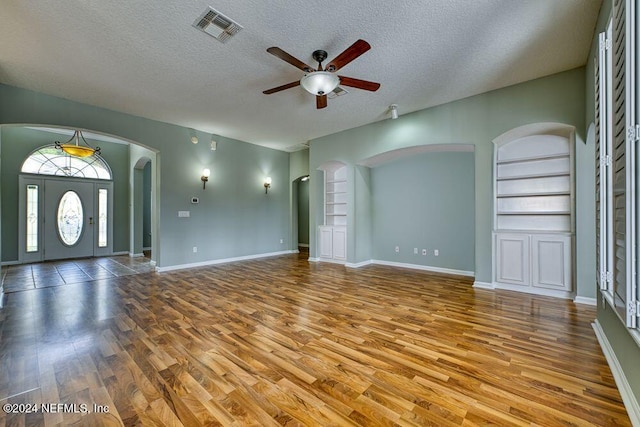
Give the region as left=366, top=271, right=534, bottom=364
left=300, top=72, right=340, bottom=96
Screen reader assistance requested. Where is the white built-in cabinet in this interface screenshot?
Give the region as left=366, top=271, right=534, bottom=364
left=318, top=162, right=347, bottom=262
left=493, top=129, right=575, bottom=298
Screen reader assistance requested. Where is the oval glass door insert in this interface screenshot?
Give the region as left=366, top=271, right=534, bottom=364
left=57, top=190, right=84, bottom=246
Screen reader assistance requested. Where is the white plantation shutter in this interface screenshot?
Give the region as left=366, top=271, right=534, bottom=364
left=597, top=29, right=613, bottom=293
left=596, top=0, right=637, bottom=328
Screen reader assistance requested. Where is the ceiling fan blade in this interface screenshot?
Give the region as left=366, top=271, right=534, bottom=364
left=263, top=81, right=301, bottom=94
left=326, top=39, right=371, bottom=72
left=316, top=94, right=327, bottom=109
left=266, top=47, right=314, bottom=72
left=338, top=76, right=380, bottom=92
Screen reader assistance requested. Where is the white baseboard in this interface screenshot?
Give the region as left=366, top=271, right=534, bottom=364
left=1, top=260, right=21, bottom=266
left=473, top=281, right=494, bottom=289
left=298, top=243, right=309, bottom=248
left=593, top=320, right=640, bottom=425
left=112, top=251, right=129, bottom=256
left=129, top=252, right=145, bottom=258
left=308, top=257, right=320, bottom=262
left=371, top=260, right=474, bottom=277
left=156, top=250, right=296, bottom=272
left=345, top=260, right=373, bottom=268
left=318, top=258, right=346, bottom=265
left=573, top=296, right=597, bottom=306
left=489, top=281, right=574, bottom=300
left=143, top=246, right=152, bottom=251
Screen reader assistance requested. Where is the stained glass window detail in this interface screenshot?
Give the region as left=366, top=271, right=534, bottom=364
left=21, top=145, right=111, bottom=179
left=98, top=189, right=108, bottom=247
left=57, top=191, right=83, bottom=246
left=26, top=185, right=38, bottom=252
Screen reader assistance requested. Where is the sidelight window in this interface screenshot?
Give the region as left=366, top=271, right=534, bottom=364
left=26, top=185, right=39, bottom=252
left=98, top=189, right=108, bottom=247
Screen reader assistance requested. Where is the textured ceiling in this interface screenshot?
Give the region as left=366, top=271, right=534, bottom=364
left=0, top=0, right=602, bottom=151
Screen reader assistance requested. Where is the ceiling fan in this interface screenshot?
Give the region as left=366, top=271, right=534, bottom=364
left=262, top=39, right=381, bottom=109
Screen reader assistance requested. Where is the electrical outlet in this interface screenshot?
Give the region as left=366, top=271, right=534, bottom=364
left=395, top=246, right=400, bottom=253
left=193, top=246, right=197, bottom=253
left=421, top=249, right=427, bottom=256
left=414, top=248, right=418, bottom=254
left=434, top=249, right=439, bottom=256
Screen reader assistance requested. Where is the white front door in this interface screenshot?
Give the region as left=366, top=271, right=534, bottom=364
left=19, top=176, right=114, bottom=262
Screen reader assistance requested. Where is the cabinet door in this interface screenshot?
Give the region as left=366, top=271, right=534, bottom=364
left=332, top=227, right=346, bottom=260
left=531, top=234, right=571, bottom=290
left=495, top=233, right=530, bottom=286
left=319, top=226, right=333, bottom=258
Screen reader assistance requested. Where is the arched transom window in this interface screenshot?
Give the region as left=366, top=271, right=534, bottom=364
left=21, top=144, right=112, bottom=180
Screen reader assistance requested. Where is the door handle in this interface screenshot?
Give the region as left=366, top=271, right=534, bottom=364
left=89, top=216, right=93, bottom=225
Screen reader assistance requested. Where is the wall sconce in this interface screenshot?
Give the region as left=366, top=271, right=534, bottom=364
left=264, top=177, right=272, bottom=194
left=190, top=129, right=198, bottom=144
left=389, top=104, right=398, bottom=120
left=201, top=168, right=210, bottom=189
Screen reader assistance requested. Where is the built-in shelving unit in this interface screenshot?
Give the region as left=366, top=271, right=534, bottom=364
left=319, top=162, right=347, bottom=262
left=493, top=130, right=575, bottom=298
left=325, top=169, right=347, bottom=227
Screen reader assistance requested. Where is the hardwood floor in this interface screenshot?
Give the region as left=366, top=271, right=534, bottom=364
left=0, top=253, right=630, bottom=426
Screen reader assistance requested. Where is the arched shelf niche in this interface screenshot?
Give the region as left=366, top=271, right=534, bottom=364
left=492, top=122, right=576, bottom=299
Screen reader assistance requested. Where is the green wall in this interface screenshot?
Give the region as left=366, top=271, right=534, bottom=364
left=143, top=162, right=151, bottom=249
left=0, top=84, right=291, bottom=268
left=309, top=67, right=586, bottom=291
left=371, top=151, right=475, bottom=272
left=0, top=127, right=130, bottom=260
left=297, top=179, right=309, bottom=245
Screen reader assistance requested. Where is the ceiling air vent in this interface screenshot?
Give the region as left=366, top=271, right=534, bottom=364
left=328, top=86, right=349, bottom=99
left=193, top=7, right=243, bottom=43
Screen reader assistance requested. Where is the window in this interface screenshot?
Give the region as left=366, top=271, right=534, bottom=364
left=26, top=185, right=38, bottom=252
left=596, top=0, right=638, bottom=329
left=21, top=145, right=112, bottom=179
left=98, top=188, right=108, bottom=247
left=57, top=191, right=84, bottom=246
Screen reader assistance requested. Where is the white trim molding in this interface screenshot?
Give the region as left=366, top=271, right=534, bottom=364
left=370, top=260, right=474, bottom=277
left=345, top=260, right=373, bottom=268
left=156, top=250, right=297, bottom=272
left=573, top=296, right=597, bottom=306
left=488, top=281, right=574, bottom=300
left=308, top=257, right=320, bottom=263
left=473, top=281, right=494, bottom=289
left=593, top=320, right=640, bottom=425
left=129, top=252, right=145, bottom=258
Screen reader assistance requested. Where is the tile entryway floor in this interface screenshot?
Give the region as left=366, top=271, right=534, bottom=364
left=1, top=255, right=155, bottom=293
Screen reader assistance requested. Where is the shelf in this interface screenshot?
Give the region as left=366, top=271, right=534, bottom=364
left=326, top=202, right=347, bottom=205
left=494, top=229, right=572, bottom=236
left=497, top=211, right=570, bottom=215
left=497, top=172, right=570, bottom=181
left=326, top=191, right=346, bottom=195
left=326, top=213, right=347, bottom=217
left=326, top=179, right=347, bottom=184
left=497, top=191, right=571, bottom=198
left=496, top=153, right=570, bottom=165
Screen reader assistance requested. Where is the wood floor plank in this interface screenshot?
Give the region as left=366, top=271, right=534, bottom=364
left=0, top=252, right=632, bottom=426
